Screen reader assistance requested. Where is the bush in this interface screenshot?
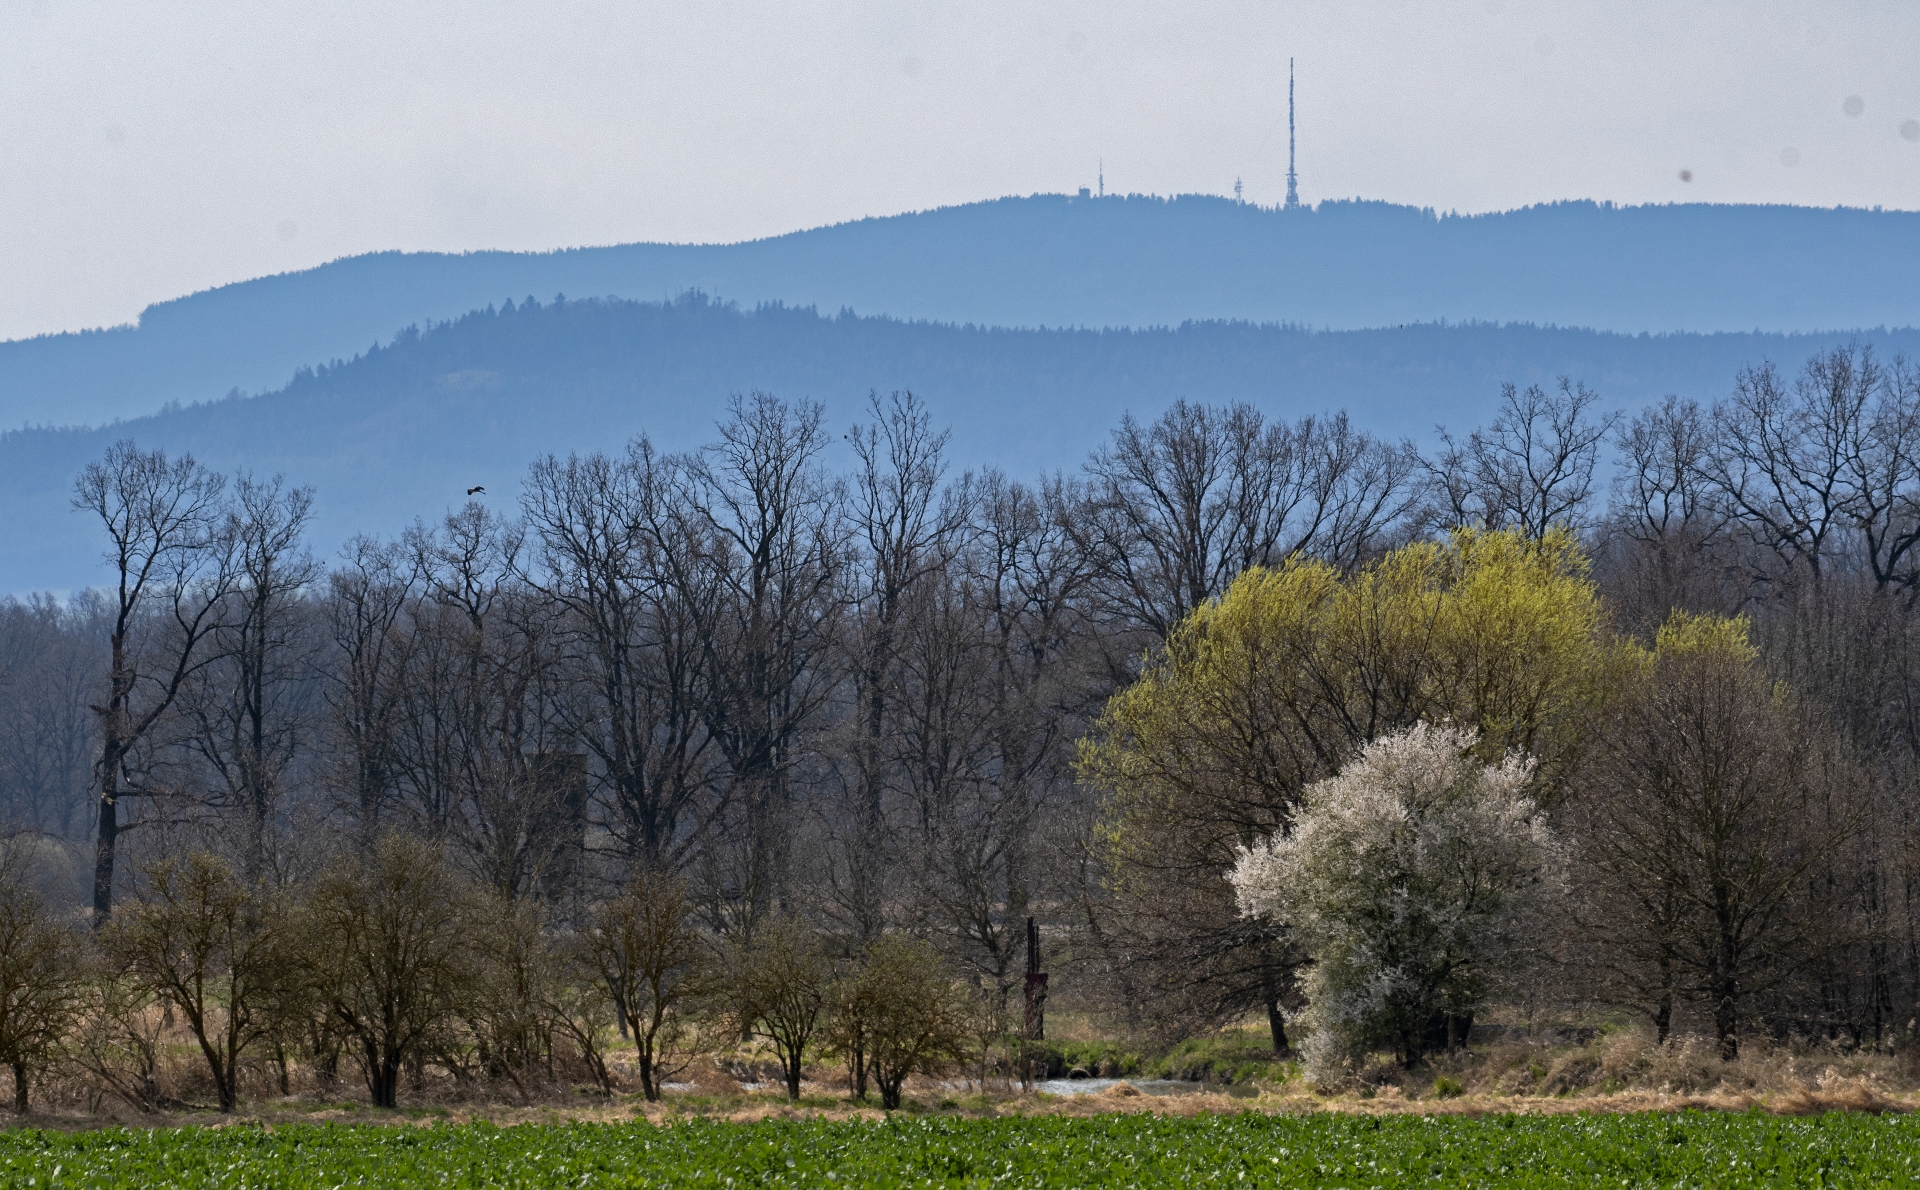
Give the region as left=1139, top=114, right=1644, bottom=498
left=1233, top=722, right=1563, bottom=1077
left=0, top=863, right=82, bottom=1112
left=294, top=836, right=475, bottom=1109
left=835, top=938, right=972, bottom=1110
left=577, top=872, right=707, bottom=1101
left=724, top=920, right=834, bottom=1102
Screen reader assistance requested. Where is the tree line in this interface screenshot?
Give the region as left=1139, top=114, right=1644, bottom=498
left=0, top=343, right=1918, bottom=1105
left=0, top=839, right=977, bottom=1112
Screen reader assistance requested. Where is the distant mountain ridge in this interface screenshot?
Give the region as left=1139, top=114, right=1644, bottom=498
left=6, top=195, right=1919, bottom=428
left=7, top=293, right=1920, bottom=594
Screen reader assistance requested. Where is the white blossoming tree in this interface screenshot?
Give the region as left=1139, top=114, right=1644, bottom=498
left=1230, top=722, right=1562, bottom=1076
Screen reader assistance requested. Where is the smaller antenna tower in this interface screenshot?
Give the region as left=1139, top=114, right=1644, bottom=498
left=1285, top=58, right=1300, bottom=210
left=1098, top=159, right=1104, bottom=198
left=1234, top=176, right=1243, bottom=203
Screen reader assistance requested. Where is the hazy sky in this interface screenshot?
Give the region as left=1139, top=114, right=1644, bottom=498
left=3, top=0, right=1917, bottom=342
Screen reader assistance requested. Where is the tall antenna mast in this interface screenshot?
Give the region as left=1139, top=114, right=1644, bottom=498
left=1099, top=158, right=1104, bottom=198
left=1285, top=58, right=1300, bottom=210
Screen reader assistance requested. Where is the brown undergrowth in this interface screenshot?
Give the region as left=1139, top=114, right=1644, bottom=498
left=6, top=1026, right=1915, bottom=1132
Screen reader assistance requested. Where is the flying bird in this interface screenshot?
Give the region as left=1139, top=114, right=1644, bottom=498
left=467, top=486, right=486, bottom=496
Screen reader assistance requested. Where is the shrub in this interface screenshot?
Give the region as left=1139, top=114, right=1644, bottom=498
left=829, top=937, right=972, bottom=1109
left=724, top=919, right=834, bottom=1101
left=0, top=863, right=82, bottom=1112
left=577, top=872, right=708, bottom=1101
left=1233, top=722, right=1563, bottom=1077
left=294, top=836, right=475, bottom=1109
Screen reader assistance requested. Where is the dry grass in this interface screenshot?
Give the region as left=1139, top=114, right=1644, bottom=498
left=7, top=1023, right=1917, bottom=1132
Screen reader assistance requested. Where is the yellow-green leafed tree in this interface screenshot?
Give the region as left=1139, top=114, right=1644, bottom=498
left=1078, top=528, right=1613, bottom=1039
left=1086, top=527, right=1608, bottom=876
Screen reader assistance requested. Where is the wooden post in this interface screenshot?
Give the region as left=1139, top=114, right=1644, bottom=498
left=1021, top=916, right=1047, bottom=1088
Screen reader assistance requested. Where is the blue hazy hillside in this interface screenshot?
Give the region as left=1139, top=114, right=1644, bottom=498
left=7, top=293, right=1920, bottom=593
left=7, top=195, right=1920, bottom=428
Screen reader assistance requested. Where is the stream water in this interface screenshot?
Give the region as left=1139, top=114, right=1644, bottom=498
left=1032, top=1078, right=1258, bottom=1098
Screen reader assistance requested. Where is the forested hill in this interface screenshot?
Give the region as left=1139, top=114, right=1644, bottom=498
left=7, top=292, right=1920, bottom=594
left=7, top=195, right=1920, bottom=427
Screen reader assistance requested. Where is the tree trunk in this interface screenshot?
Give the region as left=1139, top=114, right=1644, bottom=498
left=1651, top=947, right=1676, bottom=1045
left=1714, top=986, right=1739, bottom=1060
left=879, top=1074, right=904, bottom=1111
left=312, top=1033, right=339, bottom=1088
left=1264, top=993, right=1290, bottom=1056
left=369, top=1065, right=399, bottom=1109
left=637, top=1045, right=658, bottom=1102
left=1711, top=928, right=1739, bottom=1058
left=367, top=1043, right=400, bottom=1109
left=197, top=1037, right=236, bottom=1113
left=91, top=781, right=118, bottom=928
left=11, top=1063, right=27, bottom=1114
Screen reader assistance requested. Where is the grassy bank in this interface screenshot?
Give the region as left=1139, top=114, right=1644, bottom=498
left=1030, top=1022, right=1295, bottom=1084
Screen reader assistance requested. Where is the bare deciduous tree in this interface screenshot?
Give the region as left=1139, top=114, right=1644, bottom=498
left=297, top=835, right=474, bottom=1108
left=1576, top=618, right=1865, bottom=1058
left=1079, top=400, right=1417, bottom=638
left=578, top=871, right=707, bottom=1100
left=393, top=506, right=574, bottom=899
left=522, top=440, right=722, bottom=875
left=829, top=935, right=972, bottom=1109
left=179, top=474, right=321, bottom=878
left=1428, top=378, right=1618, bottom=539
left=322, top=537, right=418, bottom=838
left=112, top=850, right=289, bottom=1112
left=689, top=394, right=844, bottom=937
left=73, top=442, right=237, bottom=925
left=0, top=857, right=82, bottom=1112
left=0, top=595, right=106, bottom=838
left=1694, top=345, right=1920, bottom=593
left=824, top=391, right=970, bottom=942
left=724, top=916, right=834, bottom=1100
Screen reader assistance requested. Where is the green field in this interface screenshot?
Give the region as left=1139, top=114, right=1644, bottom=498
left=0, top=1110, right=1915, bottom=1188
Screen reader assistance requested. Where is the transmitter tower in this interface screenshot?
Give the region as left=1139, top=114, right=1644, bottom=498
left=1285, top=58, right=1300, bottom=210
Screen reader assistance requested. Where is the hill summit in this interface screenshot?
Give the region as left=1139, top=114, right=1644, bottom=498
left=5, top=195, right=1918, bottom=428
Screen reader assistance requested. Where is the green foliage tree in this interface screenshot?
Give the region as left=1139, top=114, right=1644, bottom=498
left=1079, top=527, right=1609, bottom=1042
left=112, top=851, right=289, bottom=1112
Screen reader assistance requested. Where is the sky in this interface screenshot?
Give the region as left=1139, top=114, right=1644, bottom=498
left=2, top=0, right=1918, bottom=343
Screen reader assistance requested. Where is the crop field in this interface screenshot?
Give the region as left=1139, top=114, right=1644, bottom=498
left=0, top=1110, right=1916, bottom=1188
